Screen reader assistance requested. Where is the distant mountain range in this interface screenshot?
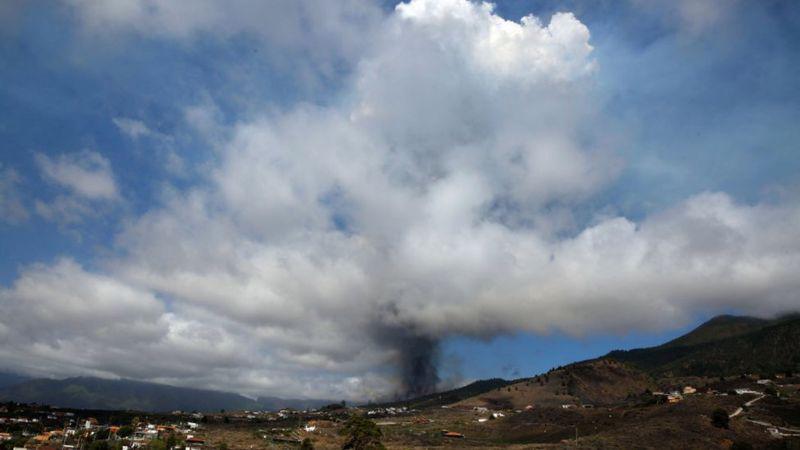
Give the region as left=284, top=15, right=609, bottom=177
left=0, top=376, right=333, bottom=413
left=0, top=372, right=32, bottom=389
left=0, top=372, right=30, bottom=389
left=3, top=313, right=798, bottom=412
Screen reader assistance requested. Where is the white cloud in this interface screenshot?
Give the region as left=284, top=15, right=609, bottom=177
left=36, top=150, right=119, bottom=201
left=395, top=0, right=595, bottom=82
left=0, top=165, right=28, bottom=224
left=630, top=0, right=739, bottom=36
left=3, top=0, right=799, bottom=400
left=113, top=117, right=152, bottom=140
left=34, top=196, right=95, bottom=225
left=34, top=150, right=120, bottom=226
left=64, top=0, right=382, bottom=84
left=112, top=117, right=188, bottom=177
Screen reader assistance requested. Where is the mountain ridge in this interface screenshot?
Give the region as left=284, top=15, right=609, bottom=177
left=388, top=312, right=800, bottom=408
left=607, top=313, right=800, bottom=377
left=0, top=375, right=333, bottom=413
left=4, top=312, right=798, bottom=412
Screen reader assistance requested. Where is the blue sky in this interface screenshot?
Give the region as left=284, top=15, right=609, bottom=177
left=442, top=322, right=700, bottom=382
left=1, top=0, right=799, bottom=399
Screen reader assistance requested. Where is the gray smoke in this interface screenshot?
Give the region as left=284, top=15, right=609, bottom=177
left=397, top=335, right=440, bottom=398
left=370, top=310, right=442, bottom=399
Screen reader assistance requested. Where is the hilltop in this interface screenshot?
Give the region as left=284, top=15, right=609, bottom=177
left=456, top=359, right=656, bottom=409
left=389, top=313, right=799, bottom=410
left=608, top=313, right=800, bottom=377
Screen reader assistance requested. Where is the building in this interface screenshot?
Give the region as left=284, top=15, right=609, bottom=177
left=185, top=436, right=205, bottom=450
left=667, top=392, right=683, bottom=403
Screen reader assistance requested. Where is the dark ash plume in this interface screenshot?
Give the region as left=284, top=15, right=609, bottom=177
left=397, top=334, right=440, bottom=398
left=369, top=304, right=442, bottom=399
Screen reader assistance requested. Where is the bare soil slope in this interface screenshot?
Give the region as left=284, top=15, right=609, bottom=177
left=457, top=359, right=656, bottom=409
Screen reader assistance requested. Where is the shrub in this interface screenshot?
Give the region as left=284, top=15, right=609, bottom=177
left=765, top=386, right=778, bottom=397
left=147, top=439, right=167, bottom=450
left=711, top=408, right=729, bottom=429
left=94, top=428, right=111, bottom=440
left=339, top=415, right=385, bottom=450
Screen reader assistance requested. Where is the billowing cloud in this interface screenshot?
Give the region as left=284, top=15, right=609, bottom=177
left=1, top=0, right=799, bottom=400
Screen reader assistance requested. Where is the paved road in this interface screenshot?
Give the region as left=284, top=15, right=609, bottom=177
left=729, top=394, right=765, bottom=418
left=745, top=419, right=800, bottom=436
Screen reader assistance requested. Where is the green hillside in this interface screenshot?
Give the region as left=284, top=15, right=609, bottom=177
left=608, top=314, right=800, bottom=377
left=658, top=315, right=770, bottom=348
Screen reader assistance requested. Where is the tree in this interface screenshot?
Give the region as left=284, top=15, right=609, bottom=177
left=765, top=386, right=778, bottom=397
left=164, top=433, right=178, bottom=450
left=300, top=438, right=314, bottom=450
left=339, top=416, right=385, bottom=450
left=147, top=439, right=167, bottom=450
left=0, top=434, right=29, bottom=450
left=117, top=426, right=133, bottom=438
left=711, top=408, right=729, bottom=429
left=88, top=441, right=110, bottom=450
left=94, top=428, right=111, bottom=440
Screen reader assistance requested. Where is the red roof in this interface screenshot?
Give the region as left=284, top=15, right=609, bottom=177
left=442, top=431, right=464, bottom=438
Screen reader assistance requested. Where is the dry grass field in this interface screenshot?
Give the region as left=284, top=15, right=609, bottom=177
left=190, top=383, right=800, bottom=449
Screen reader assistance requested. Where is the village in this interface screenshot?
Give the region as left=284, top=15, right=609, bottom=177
left=0, top=402, right=351, bottom=450
left=2, top=371, right=799, bottom=449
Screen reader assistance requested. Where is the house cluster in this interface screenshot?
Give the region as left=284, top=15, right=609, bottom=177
left=651, top=385, right=699, bottom=404
left=559, top=403, right=595, bottom=409
left=470, top=406, right=506, bottom=423
left=0, top=403, right=211, bottom=450
left=365, top=406, right=410, bottom=417
left=206, top=406, right=346, bottom=424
